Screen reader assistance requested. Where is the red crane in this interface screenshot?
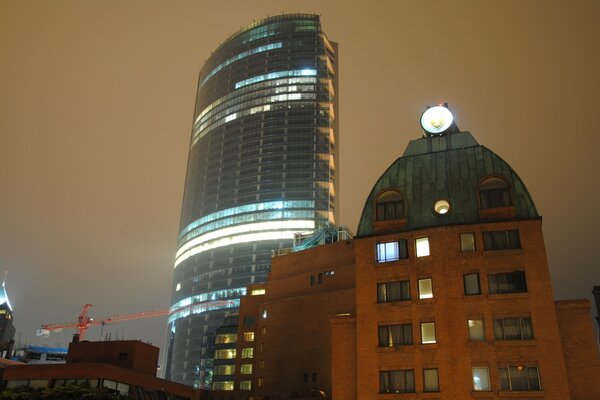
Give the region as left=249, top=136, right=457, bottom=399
left=39, top=304, right=169, bottom=340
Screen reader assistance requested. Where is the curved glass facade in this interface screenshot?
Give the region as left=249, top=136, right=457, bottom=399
left=164, top=14, right=338, bottom=388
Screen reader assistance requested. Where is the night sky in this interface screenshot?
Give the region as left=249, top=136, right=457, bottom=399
left=1, top=1, right=599, bottom=358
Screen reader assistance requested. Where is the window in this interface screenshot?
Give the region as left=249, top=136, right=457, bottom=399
left=318, top=273, right=323, bottom=284
left=423, top=369, right=439, bottom=392
left=241, top=348, right=254, bottom=358
left=418, top=278, right=433, bottom=299
left=483, top=230, right=521, bottom=250
left=239, top=380, right=252, bottom=390
left=214, top=349, right=236, bottom=359
left=377, top=280, right=410, bottom=303
left=472, top=367, right=491, bottom=391
left=460, top=233, right=476, bottom=252
left=480, top=177, right=512, bottom=209
left=214, top=365, right=235, bottom=375
left=415, top=237, right=430, bottom=257
left=240, top=364, right=253, bottom=374
left=468, top=319, right=485, bottom=341
left=493, top=318, right=534, bottom=340
left=251, top=288, right=266, bottom=295
left=378, top=324, right=413, bottom=347
left=303, top=372, right=308, bottom=383
left=212, top=381, right=234, bottom=390
left=243, top=331, right=255, bottom=342
left=376, top=190, right=405, bottom=221
left=499, top=366, right=541, bottom=391
left=464, top=273, right=481, bottom=295
left=376, top=240, right=408, bottom=262
left=488, top=271, right=527, bottom=294
left=379, top=370, right=415, bottom=393
left=310, top=274, right=314, bottom=285
left=312, top=372, right=317, bottom=382
left=258, top=377, right=264, bottom=387
left=215, top=333, right=237, bottom=344
left=244, top=316, right=256, bottom=326
left=420, top=322, right=436, bottom=344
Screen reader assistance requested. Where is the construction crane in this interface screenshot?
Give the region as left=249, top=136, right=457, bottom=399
left=38, top=304, right=169, bottom=340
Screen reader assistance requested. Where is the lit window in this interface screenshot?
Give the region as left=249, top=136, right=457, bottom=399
left=488, top=271, right=527, bottom=294
left=493, top=318, right=534, bottom=340
left=215, top=333, right=237, bottom=344
left=423, top=369, right=439, bottom=392
left=483, top=230, right=520, bottom=250
left=379, top=370, right=415, bottom=393
left=378, top=324, right=412, bottom=347
left=175, top=283, right=181, bottom=291
left=214, top=365, right=235, bottom=375
left=468, top=319, right=485, bottom=341
left=472, top=367, right=491, bottom=391
left=433, top=200, right=450, bottom=215
left=376, top=240, right=408, bottom=263
left=377, top=280, right=410, bottom=303
left=212, top=381, right=234, bottom=390
left=418, top=278, right=433, bottom=299
left=376, top=190, right=405, bottom=221
left=499, top=366, right=541, bottom=391
left=259, top=360, right=265, bottom=369
left=480, top=177, right=512, bottom=209
left=420, top=322, right=436, bottom=344
left=240, top=364, right=253, bottom=374
left=242, top=348, right=254, bottom=358
left=262, top=310, right=268, bottom=319
left=239, top=380, right=252, bottom=390
left=460, top=233, right=476, bottom=252
left=258, top=377, right=264, bottom=387
left=415, top=237, right=430, bottom=257
left=251, top=289, right=266, bottom=296
left=214, top=349, right=236, bottom=359
left=243, top=332, right=255, bottom=342
left=464, top=273, right=481, bottom=295
left=261, top=326, right=267, bottom=335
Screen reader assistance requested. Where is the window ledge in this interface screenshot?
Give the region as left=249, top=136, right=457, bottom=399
left=482, top=249, right=523, bottom=256
left=492, top=340, right=536, bottom=346
left=463, top=294, right=484, bottom=301
left=479, top=205, right=516, bottom=220
left=487, top=293, right=529, bottom=300
left=421, top=393, right=441, bottom=398
left=498, top=391, right=544, bottom=397
left=375, top=258, right=410, bottom=267
left=419, top=343, right=438, bottom=350
left=377, top=300, right=413, bottom=307
left=376, top=345, right=415, bottom=353
left=373, top=218, right=408, bottom=234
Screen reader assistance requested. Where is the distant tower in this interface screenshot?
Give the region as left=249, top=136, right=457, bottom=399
left=0, top=275, right=16, bottom=357
left=165, top=14, right=338, bottom=387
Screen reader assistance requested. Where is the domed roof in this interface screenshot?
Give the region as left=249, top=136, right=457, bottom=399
left=357, top=131, right=538, bottom=237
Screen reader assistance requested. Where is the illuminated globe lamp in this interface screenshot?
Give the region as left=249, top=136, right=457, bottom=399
left=420, top=103, right=456, bottom=135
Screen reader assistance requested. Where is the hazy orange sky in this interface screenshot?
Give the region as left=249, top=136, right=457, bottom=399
left=1, top=1, right=599, bottom=355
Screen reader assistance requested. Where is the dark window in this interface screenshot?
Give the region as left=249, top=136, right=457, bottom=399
left=243, top=316, right=256, bottom=327
left=499, top=366, right=541, bottom=391
left=318, top=273, right=323, bottom=284
left=483, top=230, right=521, bottom=250
left=377, top=280, right=410, bottom=303
left=378, top=324, right=413, bottom=347
left=303, top=373, right=308, bottom=383
left=493, top=318, right=534, bottom=340
left=312, top=372, right=317, bottom=383
left=480, top=177, right=512, bottom=208
left=118, top=353, right=128, bottom=360
left=423, top=369, right=439, bottom=392
left=464, top=273, right=481, bottom=295
left=376, top=240, right=408, bottom=263
left=310, top=275, right=314, bottom=286
left=376, top=190, right=405, bottom=221
left=488, top=271, right=527, bottom=294
left=379, top=370, right=415, bottom=393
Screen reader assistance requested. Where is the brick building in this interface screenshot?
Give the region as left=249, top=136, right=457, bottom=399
left=214, top=106, right=600, bottom=400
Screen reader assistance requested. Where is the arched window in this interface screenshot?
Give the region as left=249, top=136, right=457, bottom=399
left=376, top=190, right=405, bottom=221
left=479, top=177, right=512, bottom=209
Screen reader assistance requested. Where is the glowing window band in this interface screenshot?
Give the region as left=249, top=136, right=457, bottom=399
left=178, top=209, right=315, bottom=247
left=194, top=77, right=317, bottom=126
left=235, top=69, right=317, bottom=89
left=179, top=200, right=314, bottom=238
left=174, top=220, right=315, bottom=267
left=170, top=287, right=247, bottom=313
left=200, top=42, right=283, bottom=86
left=168, top=298, right=240, bottom=324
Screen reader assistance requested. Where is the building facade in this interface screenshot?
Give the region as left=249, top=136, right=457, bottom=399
left=165, top=14, right=338, bottom=388
left=222, top=109, right=600, bottom=399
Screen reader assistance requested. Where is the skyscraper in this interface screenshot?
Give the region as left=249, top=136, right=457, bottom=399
left=165, top=14, right=338, bottom=387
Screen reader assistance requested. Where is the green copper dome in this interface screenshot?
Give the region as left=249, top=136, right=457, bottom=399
left=356, top=131, right=538, bottom=237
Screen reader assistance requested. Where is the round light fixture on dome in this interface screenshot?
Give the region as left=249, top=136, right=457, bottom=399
left=421, top=105, right=454, bottom=135
left=434, top=200, right=450, bottom=215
